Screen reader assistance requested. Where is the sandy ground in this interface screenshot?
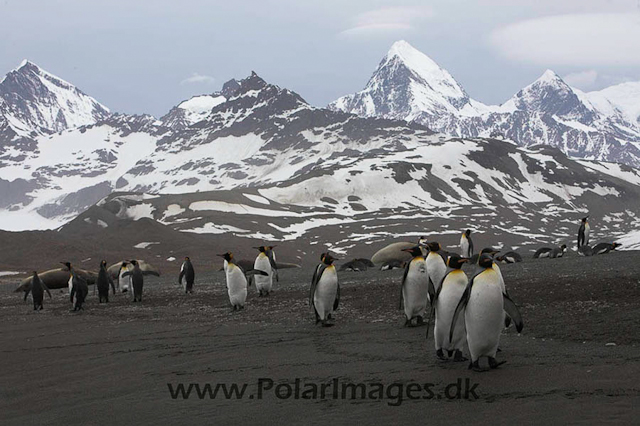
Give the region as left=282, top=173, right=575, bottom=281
left=1, top=251, right=639, bottom=424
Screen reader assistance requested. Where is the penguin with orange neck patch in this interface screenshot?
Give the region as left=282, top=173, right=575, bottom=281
left=310, top=253, right=340, bottom=327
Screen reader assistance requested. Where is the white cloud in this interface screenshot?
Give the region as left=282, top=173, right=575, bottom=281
left=563, top=70, right=598, bottom=89
left=339, top=6, right=434, bottom=38
left=488, top=13, right=640, bottom=66
left=180, top=72, right=215, bottom=85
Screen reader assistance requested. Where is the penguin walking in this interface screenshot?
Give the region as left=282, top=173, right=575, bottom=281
left=217, top=252, right=268, bottom=310
left=178, top=257, right=195, bottom=294
left=460, top=230, right=474, bottom=258
left=429, top=255, right=469, bottom=361
left=426, top=242, right=447, bottom=298
left=96, top=260, right=116, bottom=303
left=253, top=247, right=273, bottom=296
left=69, top=268, right=89, bottom=311
left=399, top=246, right=429, bottom=327
left=27, top=271, right=52, bottom=310
left=577, top=216, right=590, bottom=249
left=450, top=254, right=524, bottom=372
left=309, top=253, right=339, bottom=326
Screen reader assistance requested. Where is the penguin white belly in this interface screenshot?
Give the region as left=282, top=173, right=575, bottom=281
left=253, top=256, right=273, bottom=292
left=434, top=270, right=467, bottom=351
left=226, top=265, right=247, bottom=307
left=313, top=266, right=338, bottom=321
left=402, top=258, right=428, bottom=320
left=427, top=253, right=446, bottom=293
left=119, top=270, right=131, bottom=293
left=460, top=237, right=469, bottom=257
left=585, top=224, right=590, bottom=245
left=68, top=275, right=76, bottom=303
left=492, top=263, right=506, bottom=294
left=465, top=271, right=504, bottom=362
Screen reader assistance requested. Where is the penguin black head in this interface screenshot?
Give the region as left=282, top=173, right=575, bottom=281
left=185, top=256, right=190, bottom=261
left=447, top=255, right=469, bottom=269
left=480, top=247, right=499, bottom=256
left=60, top=262, right=71, bottom=270
left=267, top=245, right=277, bottom=250
left=560, top=244, right=567, bottom=250
left=253, top=246, right=266, bottom=252
left=32, top=270, right=38, bottom=277
left=418, top=236, right=428, bottom=245
left=478, top=254, right=494, bottom=268
left=402, top=245, right=424, bottom=258
left=130, top=260, right=139, bottom=266
left=217, top=252, right=233, bottom=262
left=427, top=242, right=441, bottom=252
left=465, top=229, right=471, bottom=237
left=612, top=242, right=622, bottom=249
left=322, top=253, right=336, bottom=265
left=581, top=216, right=589, bottom=223
left=101, top=260, right=107, bottom=268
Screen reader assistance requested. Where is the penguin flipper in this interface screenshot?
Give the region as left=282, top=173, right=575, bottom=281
left=24, top=288, right=31, bottom=301
left=310, top=264, right=325, bottom=309
left=42, top=280, right=52, bottom=299
left=427, top=277, right=436, bottom=305
left=333, top=283, right=340, bottom=311
left=449, top=286, right=470, bottom=344
left=399, top=260, right=412, bottom=310
left=247, top=269, right=269, bottom=277
left=121, top=271, right=132, bottom=278
left=502, top=293, right=524, bottom=333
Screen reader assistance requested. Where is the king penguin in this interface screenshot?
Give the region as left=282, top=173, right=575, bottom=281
left=460, top=230, right=474, bottom=258
left=450, top=254, right=524, bottom=372
left=117, top=261, right=132, bottom=293
left=399, top=245, right=429, bottom=327
left=27, top=271, right=52, bottom=311
left=96, top=260, right=116, bottom=303
left=69, top=267, right=89, bottom=312
left=179, top=256, right=195, bottom=294
left=577, top=216, right=590, bottom=249
left=266, top=245, right=279, bottom=282
left=218, top=252, right=267, bottom=310
left=429, top=255, right=469, bottom=361
left=426, top=242, right=447, bottom=298
left=309, top=253, right=340, bottom=327
left=253, top=246, right=273, bottom=296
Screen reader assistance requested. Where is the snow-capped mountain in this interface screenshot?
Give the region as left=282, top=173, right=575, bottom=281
left=1, top=60, right=640, bottom=255
left=329, top=41, right=640, bottom=168
left=0, top=60, right=110, bottom=135
left=160, top=78, right=240, bottom=129
left=581, top=81, right=640, bottom=126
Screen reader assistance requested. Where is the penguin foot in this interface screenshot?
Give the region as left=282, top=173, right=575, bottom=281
left=436, top=349, right=447, bottom=361
left=416, top=316, right=425, bottom=326
left=489, top=357, right=506, bottom=369
left=447, top=349, right=454, bottom=358
left=404, top=319, right=412, bottom=327
left=504, top=316, right=512, bottom=328
left=453, top=350, right=468, bottom=362
left=470, top=360, right=488, bottom=372
left=497, top=347, right=502, bottom=352
left=321, top=320, right=334, bottom=328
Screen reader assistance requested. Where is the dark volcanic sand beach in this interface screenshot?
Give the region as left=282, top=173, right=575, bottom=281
left=1, top=251, right=639, bottom=424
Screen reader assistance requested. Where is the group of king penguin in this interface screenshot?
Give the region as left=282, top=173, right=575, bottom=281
left=216, top=246, right=278, bottom=311
left=399, top=231, right=524, bottom=372
left=22, top=259, right=159, bottom=312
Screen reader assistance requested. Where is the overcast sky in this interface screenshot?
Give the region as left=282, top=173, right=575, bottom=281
left=2, top=0, right=639, bottom=117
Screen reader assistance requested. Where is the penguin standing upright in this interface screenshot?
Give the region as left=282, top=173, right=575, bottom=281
left=69, top=268, right=89, bottom=311
left=27, top=271, right=51, bottom=311
left=266, top=246, right=279, bottom=282
left=430, top=255, right=469, bottom=361
left=124, top=260, right=144, bottom=302
left=118, top=262, right=131, bottom=293
left=426, top=242, right=447, bottom=297
left=460, top=230, right=474, bottom=258
left=577, top=216, right=590, bottom=248
left=450, top=254, right=524, bottom=372
left=96, top=260, right=115, bottom=303
left=253, top=247, right=273, bottom=296
left=309, top=253, right=339, bottom=327
left=178, top=257, right=195, bottom=293
left=399, top=245, right=429, bottom=327
left=217, top=252, right=267, bottom=310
